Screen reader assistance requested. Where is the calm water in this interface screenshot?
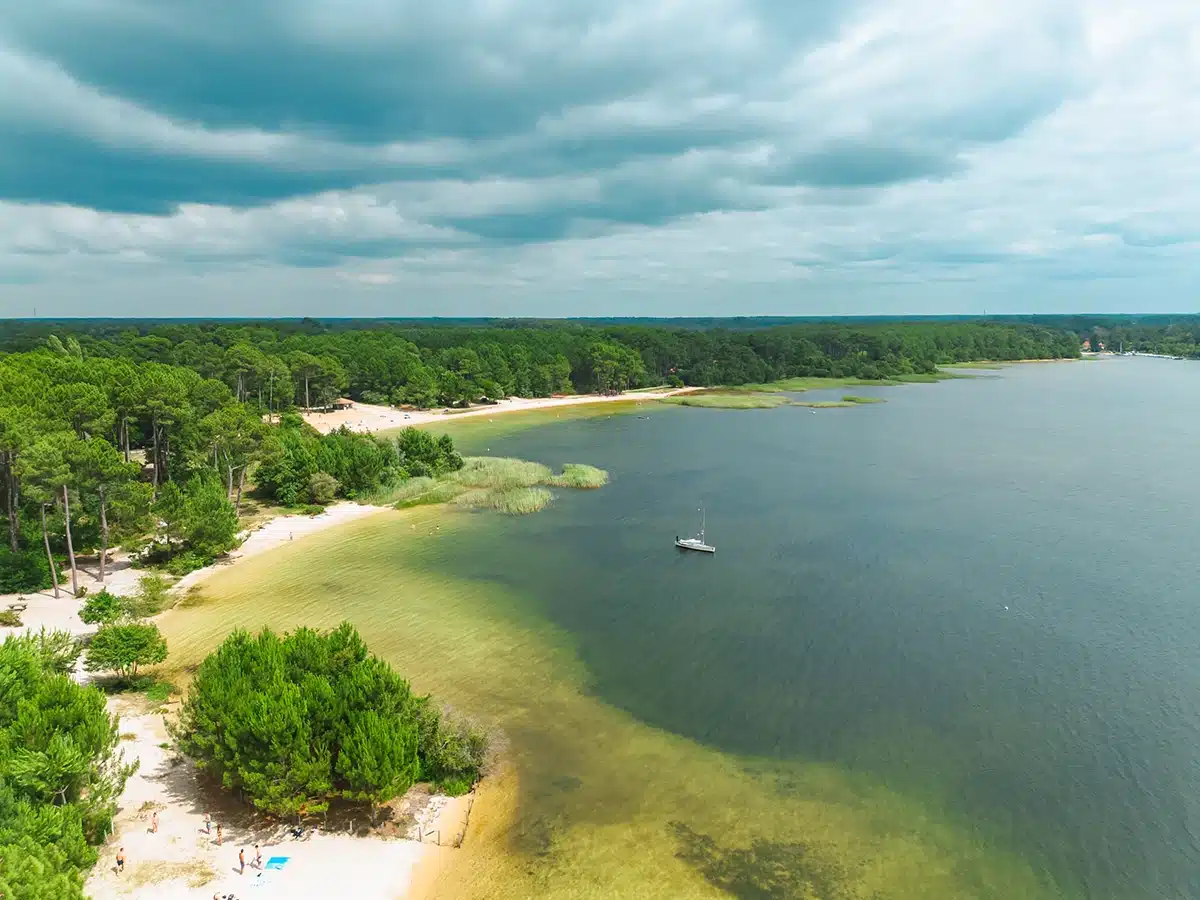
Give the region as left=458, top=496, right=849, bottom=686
left=437, top=358, right=1200, bottom=899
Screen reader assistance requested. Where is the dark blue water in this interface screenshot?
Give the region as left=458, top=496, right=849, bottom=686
left=453, top=358, right=1200, bottom=899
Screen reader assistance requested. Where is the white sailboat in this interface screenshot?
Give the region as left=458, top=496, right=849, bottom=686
left=675, top=507, right=715, bottom=553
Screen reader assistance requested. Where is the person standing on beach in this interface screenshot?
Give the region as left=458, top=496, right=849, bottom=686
left=254, top=844, right=262, bottom=869
left=216, top=823, right=223, bottom=845
left=151, top=811, right=158, bottom=833
left=115, top=847, right=125, bottom=875
left=239, top=848, right=245, bottom=874
left=204, top=812, right=211, bottom=833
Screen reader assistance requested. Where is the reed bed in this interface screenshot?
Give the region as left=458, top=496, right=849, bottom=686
left=660, top=392, right=789, bottom=409
left=841, top=395, right=886, bottom=404
left=376, top=457, right=611, bottom=516
left=548, top=464, right=609, bottom=488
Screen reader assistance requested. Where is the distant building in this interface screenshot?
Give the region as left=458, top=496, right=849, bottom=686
left=332, top=398, right=354, bottom=410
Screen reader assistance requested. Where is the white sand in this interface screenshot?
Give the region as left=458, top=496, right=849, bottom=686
left=303, top=389, right=692, bottom=435
left=84, top=698, right=439, bottom=900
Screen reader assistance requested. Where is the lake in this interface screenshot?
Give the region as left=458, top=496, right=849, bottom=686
left=163, top=357, right=1200, bottom=899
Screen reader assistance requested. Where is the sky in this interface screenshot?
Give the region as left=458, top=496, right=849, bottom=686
left=0, top=0, right=1197, bottom=318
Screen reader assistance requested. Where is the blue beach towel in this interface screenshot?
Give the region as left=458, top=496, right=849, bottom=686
left=265, top=856, right=290, bottom=870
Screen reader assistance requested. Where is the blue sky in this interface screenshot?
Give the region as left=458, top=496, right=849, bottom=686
left=0, top=0, right=1197, bottom=317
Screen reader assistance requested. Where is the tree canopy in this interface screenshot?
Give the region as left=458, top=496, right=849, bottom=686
left=0, top=631, right=135, bottom=900
left=174, top=623, right=488, bottom=818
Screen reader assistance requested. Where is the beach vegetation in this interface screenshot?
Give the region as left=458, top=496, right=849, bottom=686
left=307, top=471, right=339, bottom=505
left=84, top=622, right=169, bottom=682
left=0, top=609, right=21, bottom=627
left=0, top=631, right=136, bottom=900
left=173, top=622, right=488, bottom=819
left=548, top=464, right=609, bottom=489
left=841, top=395, right=885, bottom=404
left=79, top=588, right=124, bottom=625
left=661, top=392, right=789, bottom=409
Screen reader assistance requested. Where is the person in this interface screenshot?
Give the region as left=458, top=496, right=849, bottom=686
left=204, top=811, right=212, bottom=833
left=239, top=848, right=245, bottom=874
left=151, top=810, right=158, bottom=833
left=254, top=844, right=262, bottom=869
left=216, top=823, right=223, bottom=845
left=116, top=847, right=125, bottom=875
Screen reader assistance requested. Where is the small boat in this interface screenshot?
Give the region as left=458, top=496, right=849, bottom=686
left=675, top=507, right=715, bottom=553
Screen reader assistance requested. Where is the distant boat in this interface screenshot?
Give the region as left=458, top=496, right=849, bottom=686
left=675, top=507, right=715, bottom=553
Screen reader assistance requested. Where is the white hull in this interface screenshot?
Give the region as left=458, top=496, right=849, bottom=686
left=675, top=538, right=715, bottom=553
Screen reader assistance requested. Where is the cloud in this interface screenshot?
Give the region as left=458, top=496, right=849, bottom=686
left=0, top=0, right=1198, bottom=314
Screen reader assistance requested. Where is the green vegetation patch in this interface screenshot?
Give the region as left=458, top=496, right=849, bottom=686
left=660, top=392, right=789, bottom=409
left=173, top=622, right=488, bottom=818
left=841, top=395, right=886, bottom=404
left=383, top=456, right=610, bottom=516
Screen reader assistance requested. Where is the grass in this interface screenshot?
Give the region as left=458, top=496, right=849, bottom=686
left=548, top=464, right=609, bottom=489
left=841, top=395, right=886, bottom=404
left=794, top=400, right=855, bottom=408
left=455, top=486, right=555, bottom=515
left=376, top=457, right=612, bottom=516
left=660, top=393, right=790, bottom=409
left=0, top=609, right=22, bottom=627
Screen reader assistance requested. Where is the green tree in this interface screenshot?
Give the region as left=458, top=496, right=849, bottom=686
left=16, top=436, right=71, bottom=598
left=79, top=590, right=124, bottom=626
left=181, top=476, right=239, bottom=559
left=196, top=403, right=266, bottom=516
left=153, top=481, right=188, bottom=557
left=84, top=623, right=168, bottom=681
left=174, top=623, right=480, bottom=819
left=70, top=437, right=141, bottom=584
left=308, top=471, right=339, bottom=504
left=0, top=632, right=135, bottom=899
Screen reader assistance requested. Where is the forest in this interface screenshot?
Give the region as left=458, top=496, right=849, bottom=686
left=0, top=318, right=1078, bottom=595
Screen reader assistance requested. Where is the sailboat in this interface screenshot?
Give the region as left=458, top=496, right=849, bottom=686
left=675, top=507, right=715, bottom=553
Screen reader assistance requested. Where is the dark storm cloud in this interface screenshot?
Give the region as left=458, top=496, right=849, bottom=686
left=0, top=0, right=1076, bottom=227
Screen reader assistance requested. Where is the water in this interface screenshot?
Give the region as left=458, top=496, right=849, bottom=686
left=166, top=358, right=1200, bottom=898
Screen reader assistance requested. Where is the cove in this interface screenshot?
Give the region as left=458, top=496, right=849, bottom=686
left=161, top=358, right=1200, bottom=899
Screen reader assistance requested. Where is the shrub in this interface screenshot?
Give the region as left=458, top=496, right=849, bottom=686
left=308, top=471, right=339, bottom=505
left=125, top=574, right=173, bottom=618
left=0, top=609, right=22, bottom=627
left=300, top=504, right=326, bottom=516
left=85, top=623, right=168, bottom=681
left=164, top=551, right=209, bottom=576
left=79, top=589, right=124, bottom=625
left=0, top=547, right=58, bottom=593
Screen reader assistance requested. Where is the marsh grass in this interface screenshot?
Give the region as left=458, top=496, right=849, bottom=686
left=455, top=486, right=554, bottom=515
left=660, top=393, right=789, bottom=409
left=841, top=395, right=886, bottom=404
left=548, top=464, right=609, bottom=489
left=378, top=457, right=611, bottom=516
left=794, top=400, right=855, bottom=408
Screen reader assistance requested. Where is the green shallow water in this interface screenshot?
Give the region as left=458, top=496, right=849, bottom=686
left=162, top=358, right=1200, bottom=898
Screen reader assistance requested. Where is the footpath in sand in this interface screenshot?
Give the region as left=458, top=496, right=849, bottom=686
left=1, top=501, right=470, bottom=900
left=303, top=388, right=692, bottom=435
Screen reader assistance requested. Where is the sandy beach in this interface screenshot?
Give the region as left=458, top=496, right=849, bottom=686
left=302, top=389, right=691, bottom=435
left=1, top=501, right=468, bottom=900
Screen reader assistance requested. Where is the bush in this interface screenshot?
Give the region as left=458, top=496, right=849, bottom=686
left=0, top=609, right=22, bottom=627
left=0, top=547, right=57, bottom=593
left=164, top=551, right=210, bottom=576
left=308, top=471, right=339, bottom=505
left=300, top=504, right=326, bottom=516
left=123, top=575, right=174, bottom=619
left=9, top=627, right=83, bottom=673
left=174, top=623, right=486, bottom=818
left=84, top=622, right=168, bottom=681
left=79, top=589, right=124, bottom=625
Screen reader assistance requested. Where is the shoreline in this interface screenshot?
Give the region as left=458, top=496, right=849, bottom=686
left=301, top=388, right=695, bottom=435
left=2, top=500, right=463, bottom=900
